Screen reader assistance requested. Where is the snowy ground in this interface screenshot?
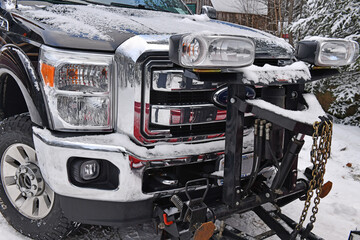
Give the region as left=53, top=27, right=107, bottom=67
left=0, top=123, right=359, bottom=239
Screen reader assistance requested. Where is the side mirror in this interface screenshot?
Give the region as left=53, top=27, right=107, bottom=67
left=201, top=6, right=217, bottom=19
left=349, top=231, right=360, bottom=240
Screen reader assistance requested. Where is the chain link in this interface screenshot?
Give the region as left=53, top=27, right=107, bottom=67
left=295, top=119, right=333, bottom=231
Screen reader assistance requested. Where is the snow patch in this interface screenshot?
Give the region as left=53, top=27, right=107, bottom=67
left=238, top=61, right=311, bottom=85
left=211, top=170, right=224, bottom=177
left=17, top=4, right=293, bottom=56
left=118, top=35, right=168, bottom=62
left=4, top=0, right=15, bottom=10
left=246, top=93, right=325, bottom=125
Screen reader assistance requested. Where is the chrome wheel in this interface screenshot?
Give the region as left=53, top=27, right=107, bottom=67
left=1, top=143, right=54, bottom=219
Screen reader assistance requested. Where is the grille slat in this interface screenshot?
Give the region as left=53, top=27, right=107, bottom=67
left=150, top=91, right=214, bottom=105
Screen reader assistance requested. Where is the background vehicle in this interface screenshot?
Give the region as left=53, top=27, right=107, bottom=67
left=0, top=0, right=358, bottom=239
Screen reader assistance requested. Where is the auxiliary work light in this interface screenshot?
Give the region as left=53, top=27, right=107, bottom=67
left=169, top=34, right=255, bottom=69
left=296, top=37, right=359, bottom=67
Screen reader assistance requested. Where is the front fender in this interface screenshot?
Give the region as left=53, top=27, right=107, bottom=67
left=0, top=44, right=50, bottom=127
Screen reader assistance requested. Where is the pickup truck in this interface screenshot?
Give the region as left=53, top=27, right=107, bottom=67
left=0, top=0, right=358, bottom=239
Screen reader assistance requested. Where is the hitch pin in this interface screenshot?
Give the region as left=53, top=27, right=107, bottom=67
left=163, top=213, right=174, bottom=226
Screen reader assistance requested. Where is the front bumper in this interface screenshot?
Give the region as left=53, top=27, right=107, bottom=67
left=32, top=127, right=228, bottom=202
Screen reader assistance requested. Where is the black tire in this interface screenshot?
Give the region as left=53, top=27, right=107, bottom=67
left=0, top=114, right=75, bottom=239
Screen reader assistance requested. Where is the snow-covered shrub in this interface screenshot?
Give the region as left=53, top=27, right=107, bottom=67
left=306, top=71, right=360, bottom=126
left=291, top=0, right=360, bottom=126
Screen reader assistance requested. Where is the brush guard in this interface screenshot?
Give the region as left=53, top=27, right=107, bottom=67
left=154, top=74, right=333, bottom=239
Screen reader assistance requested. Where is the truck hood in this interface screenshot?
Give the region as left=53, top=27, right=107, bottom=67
left=15, top=4, right=293, bottom=58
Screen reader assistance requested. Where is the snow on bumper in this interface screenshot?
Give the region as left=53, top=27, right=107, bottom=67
left=32, top=127, right=226, bottom=202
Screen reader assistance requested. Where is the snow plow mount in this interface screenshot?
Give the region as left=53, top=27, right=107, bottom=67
left=155, top=199, right=325, bottom=240
left=154, top=80, right=331, bottom=239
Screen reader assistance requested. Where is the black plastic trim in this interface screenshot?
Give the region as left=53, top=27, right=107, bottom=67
left=59, top=195, right=154, bottom=226
left=296, top=41, right=318, bottom=65
left=0, top=44, right=49, bottom=127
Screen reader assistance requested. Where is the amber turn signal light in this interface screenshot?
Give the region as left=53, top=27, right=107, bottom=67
left=40, top=63, right=55, bottom=87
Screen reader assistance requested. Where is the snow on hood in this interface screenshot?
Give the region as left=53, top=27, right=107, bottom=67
left=18, top=4, right=293, bottom=56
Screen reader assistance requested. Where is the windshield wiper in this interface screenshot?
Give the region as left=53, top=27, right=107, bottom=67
left=110, top=2, right=173, bottom=13
left=82, top=0, right=109, bottom=6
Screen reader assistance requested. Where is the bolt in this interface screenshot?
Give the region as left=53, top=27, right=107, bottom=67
left=32, top=185, right=37, bottom=191
left=230, top=98, right=236, bottom=104
left=291, top=91, right=298, bottom=99
left=30, top=175, right=35, bottom=180
left=21, top=192, right=26, bottom=197
left=236, top=202, right=239, bottom=206
left=265, top=193, right=270, bottom=198
left=158, top=223, right=165, bottom=230
left=28, top=192, right=34, bottom=197
left=236, top=190, right=240, bottom=194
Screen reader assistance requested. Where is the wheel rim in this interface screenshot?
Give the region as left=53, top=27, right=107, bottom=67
left=1, top=143, right=54, bottom=219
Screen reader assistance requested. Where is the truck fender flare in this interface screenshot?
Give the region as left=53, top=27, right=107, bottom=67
left=0, top=44, right=50, bottom=128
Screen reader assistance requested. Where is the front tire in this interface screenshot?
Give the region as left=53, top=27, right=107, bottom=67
left=0, top=114, right=75, bottom=239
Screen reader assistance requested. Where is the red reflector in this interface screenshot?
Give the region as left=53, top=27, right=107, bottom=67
left=129, top=156, right=144, bottom=169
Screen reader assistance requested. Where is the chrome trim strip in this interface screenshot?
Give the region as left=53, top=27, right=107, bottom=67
left=33, top=131, right=128, bottom=155
left=32, top=127, right=237, bottom=161
left=150, top=104, right=225, bottom=126
left=152, top=69, right=218, bottom=92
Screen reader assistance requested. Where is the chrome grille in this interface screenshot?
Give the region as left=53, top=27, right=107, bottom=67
left=138, top=56, right=271, bottom=143
left=140, top=58, right=227, bottom=143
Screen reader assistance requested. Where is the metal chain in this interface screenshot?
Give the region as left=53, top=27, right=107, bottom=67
left=295, top=119, right=333, bottom=231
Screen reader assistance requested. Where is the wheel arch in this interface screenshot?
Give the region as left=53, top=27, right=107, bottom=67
left=0, top=44, right=50, bottom=128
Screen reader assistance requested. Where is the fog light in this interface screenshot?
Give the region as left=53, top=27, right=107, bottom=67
left=80, top=160, right=100, bottom=180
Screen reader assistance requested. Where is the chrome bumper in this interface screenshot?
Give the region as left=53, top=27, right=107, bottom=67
left=32, top=127, right=229, bottom=202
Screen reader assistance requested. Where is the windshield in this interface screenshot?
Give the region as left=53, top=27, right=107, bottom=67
left=18, top=0, right=192, bottom=14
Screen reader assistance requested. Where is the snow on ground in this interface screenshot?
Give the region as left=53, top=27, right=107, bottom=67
left=0, top=123, right=359, bottom=239
left=282, top=124, right=360, bottom=239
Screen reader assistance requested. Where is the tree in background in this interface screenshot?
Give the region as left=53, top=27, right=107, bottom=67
left=290, top=0, right=360, bottom=126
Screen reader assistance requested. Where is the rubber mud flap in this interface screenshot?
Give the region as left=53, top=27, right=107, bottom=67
left=193, top=221, right=215, bottom=240
left=319, top=181, right=332, bottom=198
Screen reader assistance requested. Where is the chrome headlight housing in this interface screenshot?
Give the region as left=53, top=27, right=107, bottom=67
left=169, top=34, right=255, bottom=69
left=296, top=37, right=359, bottom=67
left=39, top=46, right=114, bottom=131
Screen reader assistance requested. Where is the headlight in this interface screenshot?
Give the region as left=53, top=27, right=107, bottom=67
left=296, top=37, right=359, bottom=67
left=169, top=34, right=255, bottom=69
left=39, top=46, right=114, bottom=131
